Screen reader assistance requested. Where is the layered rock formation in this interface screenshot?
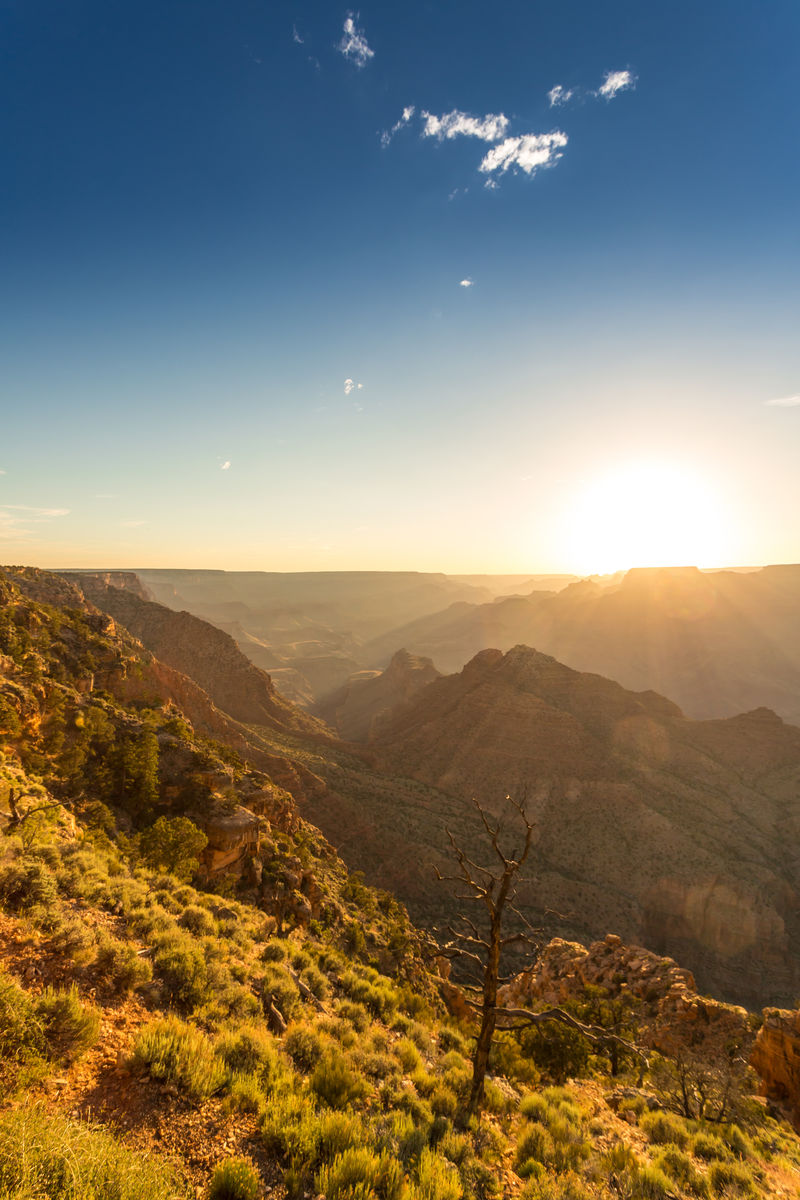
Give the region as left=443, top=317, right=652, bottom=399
left=751, top=1010, right=800, bottom=1128
left=364, top=564, right=800, bottom=726
left=317, top=644, right=800, bottom=1006
left=316, top=648, right=441, bottom=741
left=71, top=575, right=327, bottom=736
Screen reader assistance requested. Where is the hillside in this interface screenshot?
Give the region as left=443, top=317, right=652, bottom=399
left=70, top=573, right=328, bottom=737
left=2, top=564, right=800, bottom=1198
left=297, top=646, right=800, bottom=1009
left=362, top=565, right=800, bottom=726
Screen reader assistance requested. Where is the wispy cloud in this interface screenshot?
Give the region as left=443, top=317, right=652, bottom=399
left=344, top=378, right=364, bottom=395
left=479, top=132, right=567, bottom=180
left=421, top=109, right=509, bottom=142
left=0, top=504, right=69, bottom=542
left=338, top=13, right=374, bottom=68
left=547, top=85, right=575, bottom=108
left=596, top=69, right=636, bottom=99
left=2, top=504, right=69, bottom=518
left=220, top=460, right=231, bottom=470
left=381, top=105, right=415, bottom=148
left=764, top=394, right=800, bottom=407
left=292, top=24, right=304, bottom=44
left=0, top=469, right=5, bottom=476
left=459, top=278, right=474, bottom=288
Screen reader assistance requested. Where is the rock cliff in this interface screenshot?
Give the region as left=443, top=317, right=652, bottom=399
left=72, top=575, right=327, bottom=736
left=316, top=648, right=441, bottom=741
left=353, top=645, right=800, bottom=1006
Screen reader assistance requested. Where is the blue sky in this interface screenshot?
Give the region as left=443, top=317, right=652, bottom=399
left=1, top=0, right=798, bottom=572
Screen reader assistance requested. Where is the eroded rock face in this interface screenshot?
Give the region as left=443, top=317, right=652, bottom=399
left=367, top=645, right=800, bottom=1006
left=499, top=934, right=697, bottom=1013
left=73, top=575, right=327, bottom=736
left=501, top=934, right=756, bottom=1100
left=316, top=648, right=441, bottom=742
left=751, top=1009, right=800, bottom=1127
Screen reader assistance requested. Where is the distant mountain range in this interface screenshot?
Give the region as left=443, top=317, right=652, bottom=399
left=361, top=564, right=800, bottom=726
left=39, top=564, right=800, bottom=1007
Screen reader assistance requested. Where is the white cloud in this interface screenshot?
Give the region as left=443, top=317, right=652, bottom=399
left=220, top=460, right=231, bottom=470
left=0, top=468, right=5, bottom=475
left=459, top=278, right=474, bottom=288
left=764, top=394, right=800, bottom=407
left=548, top=84, right=575, bottom=108
left=421, top=109, right=509, bottom=142
left=0, top=504, right=69, bottom=542
left=479, top=131, right=567, bottom=179
left=292, top=24, right=304, bottom=44
left=381, top=105, right=415, bottom=148
left=2, top=504, right=69, bottom=518
left=597, top=69, right=636, bottom=99
left=338, top=13, right=374, bottom=68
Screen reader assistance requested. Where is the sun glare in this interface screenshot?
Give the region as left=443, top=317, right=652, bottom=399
left=561, top=460, right=731, bottom=576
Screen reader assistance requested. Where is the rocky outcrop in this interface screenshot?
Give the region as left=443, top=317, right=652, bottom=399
left=499, top=934, right=752, bottom=1059
left=197, top=803, right=265, bottom=875
left=751, top=1009, right=800, bottom=1127
left=316, top=649, right=441, bottom=742
left=502, top=934, right=758, bottom=1114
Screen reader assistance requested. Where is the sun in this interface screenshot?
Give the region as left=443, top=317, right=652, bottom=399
left=560, top=460, right=731, bottom=576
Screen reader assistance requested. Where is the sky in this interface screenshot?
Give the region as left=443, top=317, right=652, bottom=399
left=1, top=0, right=799, bottom=574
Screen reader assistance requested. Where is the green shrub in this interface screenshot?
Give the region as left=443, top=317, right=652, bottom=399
left=261, top=963, right=300, bottom=1019
left=95, top=936, right=153, bottom=994
left=633, top=1164, right=674, bottom=1199
left=691, top=1132, right=733, bottom=1162
left=315, top=1148, right=406, bottom=1200
left=395, top=1036, right=422, bottom=1073
left=36, top=985, right=100, bottom=1062
left=209, top=1157, right=261, bottom=1200
left=314, top=1111, right=365, bottom=1166
left=216, top=1024, right=279, bottom=1078
left=389, top=1110, right=429, bottom=1166
left=415, top=1147, right=462, bottom=1200
left=654, top=1147, right=707, bottom=1195
left=708, top=1161, right=757, bottom=1197
left=179, top=904, right=217, bottom=936
left=640, top=1110, right=690, bottom=1148
left=520, top=1094, right=553, bottom=1123
left=49, top=914, right=96, bottom=960
left=300, top=962, right=329, bottom=1000
left=722, top=1124, right=752, bottom=1159
left=0, top=858, right=58, bottom=914
left=515, top=1125, right=556, bottom=1175
left=284, top=1022, right=326, bottom=1072
left=334, top=998, right=369, bottom=1032
left=310, top=1049, right=370, bottom=1109
left=260, top=939, right=287, bottom=962
left=437, top=1026, right=468, bottom=1055
left=224, top=1072, right=265, bottom=1116
left=0, top=1105, right=185, bottom=1199
left=152, top=932, right=209, bottom=1009
left=138, top=816, right=207, bottom=879
left=132, top=1017, right=225, bottom=1099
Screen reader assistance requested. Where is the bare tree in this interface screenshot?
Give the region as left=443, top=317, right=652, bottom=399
left=436, top=796, right=644, bottom=1121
